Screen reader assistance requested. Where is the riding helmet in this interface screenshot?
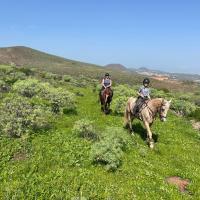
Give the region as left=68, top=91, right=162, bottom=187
left=143, top=78, right=150, bottom=85
left=105, top=73, right=110, bottom=77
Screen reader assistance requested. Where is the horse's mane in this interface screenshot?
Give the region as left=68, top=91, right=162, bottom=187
left=149, top=98, right=163, bottom=106
left=147, top=98, right=164, bottom=114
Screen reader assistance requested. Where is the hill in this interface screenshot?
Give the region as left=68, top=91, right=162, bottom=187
left=0, top=46, right=102, bottom=74
left=0, top=46, right=199, bottom=93
left=105, top=63, right=127, bottom=71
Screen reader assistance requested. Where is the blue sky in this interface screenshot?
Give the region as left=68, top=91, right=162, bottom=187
left=0, top=0, right=200, bottom=74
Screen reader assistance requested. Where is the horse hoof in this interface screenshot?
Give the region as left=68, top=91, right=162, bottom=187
left=149, top=142, right=154, bottom=149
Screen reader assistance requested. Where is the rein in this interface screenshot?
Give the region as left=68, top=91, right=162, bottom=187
left=137, top=99, right=163, bottom=120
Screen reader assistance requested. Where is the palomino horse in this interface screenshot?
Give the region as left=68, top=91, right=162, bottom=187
left=99, top=87, right=113, bottom=114
left=124, top=97, right=171, bottom=148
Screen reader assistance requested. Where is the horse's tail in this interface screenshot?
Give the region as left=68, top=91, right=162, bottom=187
left=124, top=97, right=136, bottom=127
left=124, top=106, right=129, bottom=127
left=124, top=97, right=132, bottom=127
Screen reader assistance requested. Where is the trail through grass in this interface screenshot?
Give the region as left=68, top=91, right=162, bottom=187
left=0, top=87, right=200, bottom=199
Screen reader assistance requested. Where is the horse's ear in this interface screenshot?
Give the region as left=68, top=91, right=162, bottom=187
left=169, top=99, right=172, bottom=103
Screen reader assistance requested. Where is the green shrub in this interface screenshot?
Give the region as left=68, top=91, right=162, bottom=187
left=29, top=107, right=52, bottom=132
left=160, top=88, right=170, bottom=93
left=13, top=79, right=48, bottom=98
left=0, top=80, right=10, bottom=92
left=111, top=84, right=137, bottom=115
left=94, top=84, right=102, bottom=93
left=72, top=119, right=98, bottom=141
left=3, top=71, right=26, bottom=84
left=13, top=79, right=76, bottom=114
left=0, top=65, right=14, bottom=74
left=113, top=84, right=137, bottom=97
left=151, top=88, right=167, bottom=98
left=194, top=91, right=200, bottom=96
left=46, top=87, right=76, bottom=114
left=171, top=99, right=197, bottom=116
left=91, top=127, right=129, bottom=171
left=112, top=96, right=128, bottom=115
left=18, top=67, right=34, bottom=76
left=43, top=72, right=62, bottom=80
left=0, top=96, right=52, bottom=137
left=194, top=99, right=200, bottom=107
left=62, top=75, right=72, bottom=82
left=179, top=94, right=191, bottom=101
left=189, top=108, right=200, bottom=121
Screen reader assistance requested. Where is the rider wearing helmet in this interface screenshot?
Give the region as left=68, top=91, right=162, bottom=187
left=134, top=78, right=151, bottom=113
left=100, top=73, right=113, bottom=96
left=138, top=78, right=151, bottom=99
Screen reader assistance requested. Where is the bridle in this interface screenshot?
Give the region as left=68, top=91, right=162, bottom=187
left=139, top=99, right=168, bottom=121
left=159, top=101, right=167, bottom=121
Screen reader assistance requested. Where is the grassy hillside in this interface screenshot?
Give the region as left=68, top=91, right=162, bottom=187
left=0, top=46, right=100, bottom=69
left=0, top=65, right=200, bottom=199
left=0, top=46, right=199, bottom=93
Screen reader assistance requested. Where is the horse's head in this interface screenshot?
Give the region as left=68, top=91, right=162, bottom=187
left=159, top=99, right=171, bottom=122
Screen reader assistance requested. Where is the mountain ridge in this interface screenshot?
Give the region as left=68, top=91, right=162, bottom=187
left=105, top=64, right=127, bottom=71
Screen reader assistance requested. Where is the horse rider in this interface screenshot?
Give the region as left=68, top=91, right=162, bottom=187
left=134, top=78, right=151, bottom=113
left=100, top=73, right=113, bottom=97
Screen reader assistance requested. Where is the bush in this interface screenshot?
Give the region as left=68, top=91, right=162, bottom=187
left=171, top=99, right=197, bottom=116
left=46, top=87, right=76, bottom=114
left=151, top=88, right=167, bottom=98
left=0, top=96, right=52, bottom=137
left=0, top=65, right=14, bottom=74
left=113, top=84, right=137, bottom=97
left=189, top=108, right=200, bottom=121
left=4, top=72, right=26, bottom=84
left=13, top=79, right=76, bottom=114
left=112, top=96, right=128, bottom=115
left=179, top=94, right=191, bottom=101
left=93, top=83, right=102, bottom=93
left=62, top=75, right=72, bottom=82
left=72, top=119, right=98, bottom=141
left=13, top=79, right=48, bottom=98
left=0, top=80, right=10, bottom=92
left=18, top=67, right=34, bottom=76
left=91, top=127, right=129, bottom=171
left=111, top=84, right=137, bottom=115
left=194, top=99, right=200, bottom=107
left=160, top=88, right=170, bottom=93
left=42, top=72, right=62, bottom=81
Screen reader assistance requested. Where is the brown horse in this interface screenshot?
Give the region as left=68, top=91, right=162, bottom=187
left=124, top=97, right=171, bottom=148
left=99, top=87, right=113, bottom=114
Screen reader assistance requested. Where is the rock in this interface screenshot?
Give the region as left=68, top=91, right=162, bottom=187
left=166, top=176, right=190, bottom=193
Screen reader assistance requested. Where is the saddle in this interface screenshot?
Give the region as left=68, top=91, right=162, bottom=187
left=133, top=99, right=149, bottom=119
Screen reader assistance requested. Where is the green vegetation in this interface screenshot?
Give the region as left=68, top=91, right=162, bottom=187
left=72, top=119, right=98, bottom=141
left=0, top=95, right=52, bottom=137
left=111, top=84, right=137, bottom=115
left=0, top=64, right=200, bottom=199
left=91, top=127, right=131, bottom=171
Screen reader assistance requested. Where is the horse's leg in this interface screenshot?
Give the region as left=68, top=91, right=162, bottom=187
left=104, top=100, right=108, bottom=114
left=126, top=111, right=134, bottom=134
left=100, top=99, right=104, bottom=111
left=144, top=121, right=154, bottom=148
left=130, top=115, right=135, bottom=135
left=101, top=104, right=104, bottom=111
left=104, top=95, right=109, bottom=114
left=124, top=108, right=129, bottom=128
